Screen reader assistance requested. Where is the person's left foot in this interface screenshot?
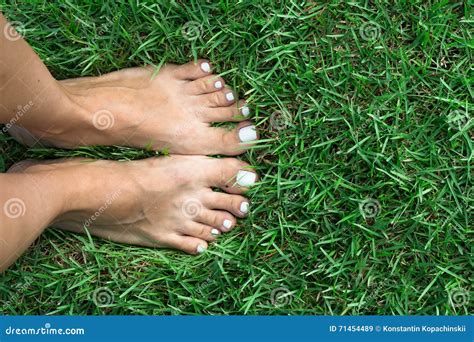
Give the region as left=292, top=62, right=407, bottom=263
left=8, top=60, right=258, bottom=155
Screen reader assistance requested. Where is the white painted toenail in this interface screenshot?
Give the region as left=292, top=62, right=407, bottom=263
left=226, top=92, right=234, bottom=101
left=214, top=81, right=223, bottom=89
left=223, top=219, right=232, bottom=229
left=241, top=106, right=250, bottom=117
left=201, top=62, right=211, bottom=73
left=211, top=228, right=220, bottom=236
left=238, top=125, right=257, bottom=142
left=236, top=170, right=257, bottom=187
left=197, top=244, right=207, bottom=254
left=240, top=202, right=249, bottom=214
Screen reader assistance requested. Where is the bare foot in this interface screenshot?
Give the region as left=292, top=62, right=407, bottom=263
left=8, top=60, right=258, bottom=155
left=8, top=155, right=257, bottom=254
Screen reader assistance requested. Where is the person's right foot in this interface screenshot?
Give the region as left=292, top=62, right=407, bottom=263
left=8, top=60, right=258, bottom=156
left=8, top=155, right=258, bottom=254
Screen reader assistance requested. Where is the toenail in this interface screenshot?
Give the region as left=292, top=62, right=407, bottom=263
left=241, top=106, right=250, bottom=117
left=201, top=62, right=211, bottom=73
left=211, top=228, right=220, bottom=236
left=240, top=202, right=250, bottom=214
left=236, top=170, right=257, bottom=187
left=226, top=92, right=235, bottom=101
left=238, top=125, right=257, bottom=142
left=223, top=219, right=232, bottom=230
left=214, top=81, right=223, bottom=89
left=197, top=244, right=207, bottom=254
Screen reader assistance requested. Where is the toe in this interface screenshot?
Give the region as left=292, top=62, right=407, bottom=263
left=205, top=158, right=259, bottom=193
left=197, top=209, right=236, bottom=232
left=167, top=235, right=209, bottom=255
left=173, top=59, right=213, bottom=80
left=198, top=121, right=258, bottom=156
left=201, top=88, right=236, bottom=107
left=181, top=222, right=218, bottom=242
left=202, top=192, right=250, bottom=218
left=201, top=100, right=251, bottom=122
left=185, top=75, right=225, bottom=95
left=237, top=123, right=258, bottom=143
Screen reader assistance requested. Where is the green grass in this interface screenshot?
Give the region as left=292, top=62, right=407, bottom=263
left=0, top=0, right=472, bottom=315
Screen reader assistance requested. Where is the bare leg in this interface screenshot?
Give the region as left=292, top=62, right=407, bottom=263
left=0, top=14, right=73, bottom=137
left=0, top=168, right=70, bottom=271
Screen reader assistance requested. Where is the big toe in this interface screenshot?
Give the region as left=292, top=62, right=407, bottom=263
left=194, top=122, right=258, bottom=156
left=203, top=158, right=259, bottom=193
left=173, top=59, right=213, bottom=80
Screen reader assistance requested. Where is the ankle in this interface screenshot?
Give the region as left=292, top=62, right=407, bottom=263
left=57, top=84, right=125, bottom=146
left=10, top=81, right=89, bottom=147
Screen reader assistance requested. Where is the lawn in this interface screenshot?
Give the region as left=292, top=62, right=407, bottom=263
left=0, top=0, right=472, bottom=315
